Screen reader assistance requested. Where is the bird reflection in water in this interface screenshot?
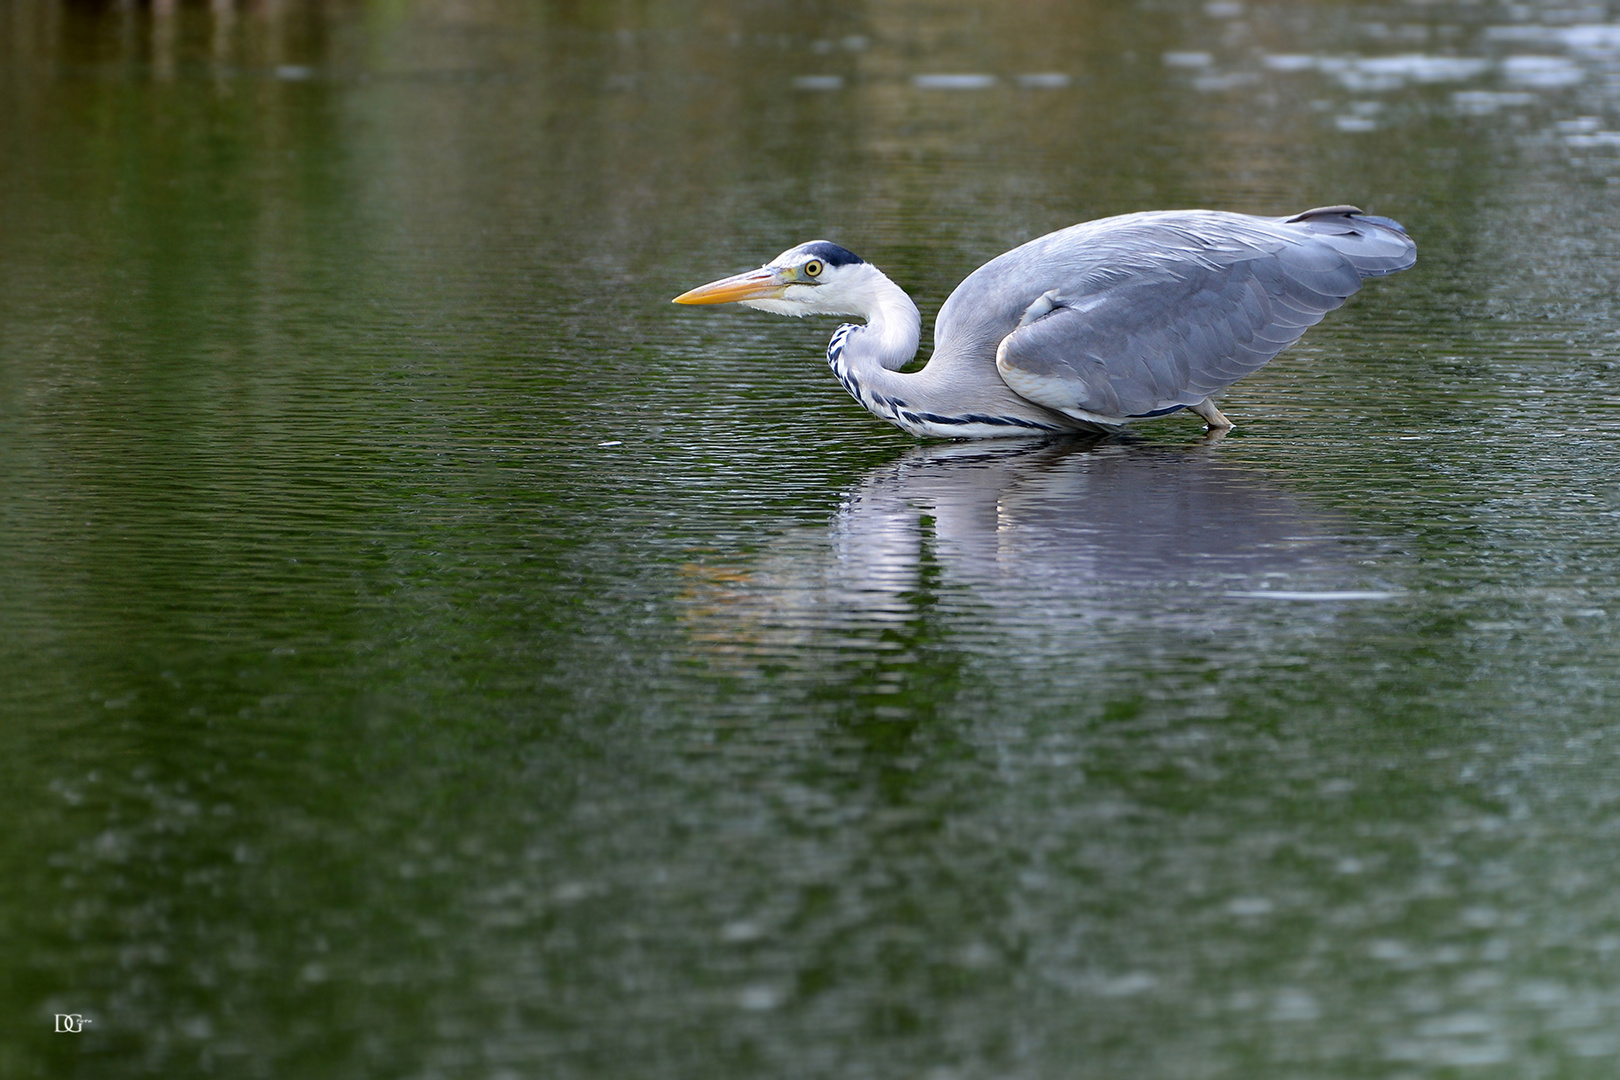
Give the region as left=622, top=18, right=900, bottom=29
left=678, top=439, right=1399, bottom=668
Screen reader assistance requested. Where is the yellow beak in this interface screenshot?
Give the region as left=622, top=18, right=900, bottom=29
left=671, top=267, right=787, bottom=305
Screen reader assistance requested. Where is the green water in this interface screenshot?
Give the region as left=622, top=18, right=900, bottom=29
left=4, top=0, right=1619, bottom=1076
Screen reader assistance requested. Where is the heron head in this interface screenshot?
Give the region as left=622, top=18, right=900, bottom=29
left=672, top=241, right=874, bottom=317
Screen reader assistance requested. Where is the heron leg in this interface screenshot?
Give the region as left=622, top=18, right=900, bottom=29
left=1190, top=398, right=1233, bottom=431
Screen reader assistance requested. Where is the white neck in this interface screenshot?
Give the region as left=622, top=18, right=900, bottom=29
left=819, top=264, right=1068, bottom=437
left=850, top=269, right=922, bottom=371
left=823, top=268, right=919, bottom=418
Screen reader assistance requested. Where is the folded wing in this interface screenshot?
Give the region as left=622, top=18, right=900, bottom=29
left=989, top=209, right=1415, bottom=421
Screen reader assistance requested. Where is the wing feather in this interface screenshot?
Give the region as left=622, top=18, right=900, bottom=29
left=989, top=211, right=1412, bottom=420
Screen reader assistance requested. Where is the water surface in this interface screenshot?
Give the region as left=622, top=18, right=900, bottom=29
left=3, top=0, right=1620, bottom=1076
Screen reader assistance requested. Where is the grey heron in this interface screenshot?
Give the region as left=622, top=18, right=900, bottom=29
left=673, top=206, right=1415, bottom=437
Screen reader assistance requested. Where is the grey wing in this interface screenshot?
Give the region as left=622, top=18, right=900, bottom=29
left=994, top=227, right=1383, bottom=421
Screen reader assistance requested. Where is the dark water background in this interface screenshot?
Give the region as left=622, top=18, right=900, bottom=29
left=3, top=0, right=1619, bottom=1076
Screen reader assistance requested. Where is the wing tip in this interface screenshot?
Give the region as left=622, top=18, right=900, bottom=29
left=1285, top=204, right=1365, bottom=223
left=1286, top=203, right=1413, bottom=241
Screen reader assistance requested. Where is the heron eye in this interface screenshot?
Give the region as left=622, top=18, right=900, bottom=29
left=804, top=260, right=823, bottom=278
